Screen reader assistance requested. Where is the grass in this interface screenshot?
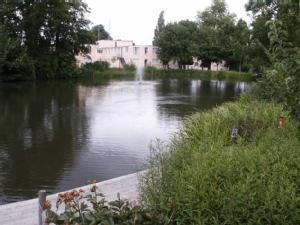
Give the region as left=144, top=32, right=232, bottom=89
left=92, top=68, right=135, bottom=77
left=94, top=68, right=135, bottom=77
left=139, top=92, right=300, bottom=225
left=144, top=67, right=254, bottom=82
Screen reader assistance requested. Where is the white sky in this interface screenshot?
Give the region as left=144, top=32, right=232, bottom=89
left=84, top=0, right=251, bottom=45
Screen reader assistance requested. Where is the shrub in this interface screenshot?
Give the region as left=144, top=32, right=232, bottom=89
left=140, top=95, right=300, bottom=225
left=84, top=61, right=110, bottom=71
left=255, top=20, right=300, bottom=122
left=123, top=63, right=136, bottom=71
left=79, top=61, right=110, bottom=77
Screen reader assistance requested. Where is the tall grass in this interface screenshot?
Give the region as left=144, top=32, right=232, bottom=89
left=93, top=68, right=135, bottom=77
left=144, top=67, right=254, bottom=82
left=140, top=93, right=300, bottom=224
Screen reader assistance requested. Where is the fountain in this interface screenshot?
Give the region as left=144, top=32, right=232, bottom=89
left=134, top=59, right=145, bottom=83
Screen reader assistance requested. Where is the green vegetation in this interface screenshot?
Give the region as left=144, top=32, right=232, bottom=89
left=140, top=95, right=300, bottom=224
left=44, top=186, right=167, bottom=225
left=93, top=68, right=136, bottom=78
left=144, top=67, right=254, bottom=82
left=153, top=0, right=298, bottom=74
left=153, top=10, right=165, bottom=46
left=78, top=62, right=135, bottom=79
left=255, top=20, right=300, bottom=121
left=154, top=0, right=253, bottom=72
left=156, top=20, right=198, bottom=68
left=141, top=2, right=300, bottom=224
left=91, top=24, right=113, bottom=42
left=0, top=0, right=94, bottom=81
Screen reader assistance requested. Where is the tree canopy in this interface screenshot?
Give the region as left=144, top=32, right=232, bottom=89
left=153, top=10, right=165, bottom=46
left=0, top=0, right=94, bottom=80
left=196, top=0, right=236, bottom=70
left=91, top=24, right=112, bottom=41
left=155, top=0, right=252, bottom=71
left=156, top=20, right=198, bottom=68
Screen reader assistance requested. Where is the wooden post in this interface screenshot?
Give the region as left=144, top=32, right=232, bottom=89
left=38, top=190, right=46, bottom=225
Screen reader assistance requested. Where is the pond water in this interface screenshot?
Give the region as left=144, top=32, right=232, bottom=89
left=0, top=77, right=249, bottom=204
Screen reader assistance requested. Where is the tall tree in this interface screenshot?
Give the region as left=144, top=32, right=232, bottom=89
left=0, top=0, right=94, bottom=80
left=228, top=19, right=251, bottom=72
left=196, top=0, right=235, bottom=70
left=156, top=20, right=198, bottom=68
left=91, top=24, right=112, bottom=41
left=153, top=10, right=165, bottom=46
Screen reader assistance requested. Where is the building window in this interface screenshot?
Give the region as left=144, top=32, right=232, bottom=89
left=145, top=47, right=148, bottom=55
left=134, top=47, right=139, bottom=55
left=97, top=49, right=103, bottom=54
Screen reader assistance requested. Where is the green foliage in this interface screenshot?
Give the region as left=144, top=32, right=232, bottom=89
left=0, top=0, right=94, bottom=80
left=123, top=63, right=136, bottom=71
left=247, top=12, right=272, bottom=73
left=144, top=67, right=254, bottom=82
left=93, top=69, right=135, bottom=77
left=153, top=11, right=165, bottom=46
left=156, top=20, right=198, bottom=68
left=45, top=186, right=169, bottom=225
left=227, top=19, right=251, bottom=72
left=79, top=61, right=110, bottom=77
left=85, top=61, right=110, bottom=71
left=246, top=0, right=300, bottom=73
left=255, top=20, right=300, bottom=121
left=91, top=24, right=112, bottom=41
left=197, top=0, right=236, bottom=70
left=140, top=97, right=300, bottom=224
left=0, top=26, right=35, bottom=81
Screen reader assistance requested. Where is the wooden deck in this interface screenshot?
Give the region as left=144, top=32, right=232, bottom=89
left=0, top=172, right=139, bottom=225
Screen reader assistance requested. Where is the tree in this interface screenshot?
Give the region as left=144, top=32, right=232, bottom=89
left=196, top=0, right=236, bottom=70
left=91, top=24, right=112, bottom=41
left=228, top=19, right=251, bottom=72
left=0, top=0, right=94, bottom=80
left=246, top=0, right=300, bottom=47
left=153, top=10, right=165, bottom=46
left=156, top=20, right=198, bottom=68
left=0, top=25, right=35, bottom=81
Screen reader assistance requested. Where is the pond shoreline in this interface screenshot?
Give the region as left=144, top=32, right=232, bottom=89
left=144, top=68, right=255, bottom=82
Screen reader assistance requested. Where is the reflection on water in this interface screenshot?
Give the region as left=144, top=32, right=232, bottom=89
left=0, top=78, right=249, bottom=204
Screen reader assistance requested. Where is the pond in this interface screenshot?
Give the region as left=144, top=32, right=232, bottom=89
left=0, top=77, right=249, bottom=204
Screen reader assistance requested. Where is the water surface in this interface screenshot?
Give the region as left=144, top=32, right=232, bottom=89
left=0, top=78, right=248, bottom=204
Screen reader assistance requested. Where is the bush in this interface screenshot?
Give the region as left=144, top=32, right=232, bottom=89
left=84, top=61, right=110, bottom=71
left=255, top=21, right=300, bottom=122
left=140, top=95, right=300, bottom=224
left=123, top=63, right=136, bottom=71
left=78, top=61, right=110, bottom=77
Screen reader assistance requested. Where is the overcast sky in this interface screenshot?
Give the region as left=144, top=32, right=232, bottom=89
left=84, top=0, right=251, bottom=45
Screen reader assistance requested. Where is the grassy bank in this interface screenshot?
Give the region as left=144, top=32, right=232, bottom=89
left=92, top=68, right=135, bottom=77
left=144, top=67, right=254, bottom=82
left=140, top=93, right=300, bottom=224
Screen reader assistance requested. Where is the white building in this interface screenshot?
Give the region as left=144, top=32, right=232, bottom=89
left=76, top=40, right=162, bottom=68
left=76, top=39, right=228, bottom=71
